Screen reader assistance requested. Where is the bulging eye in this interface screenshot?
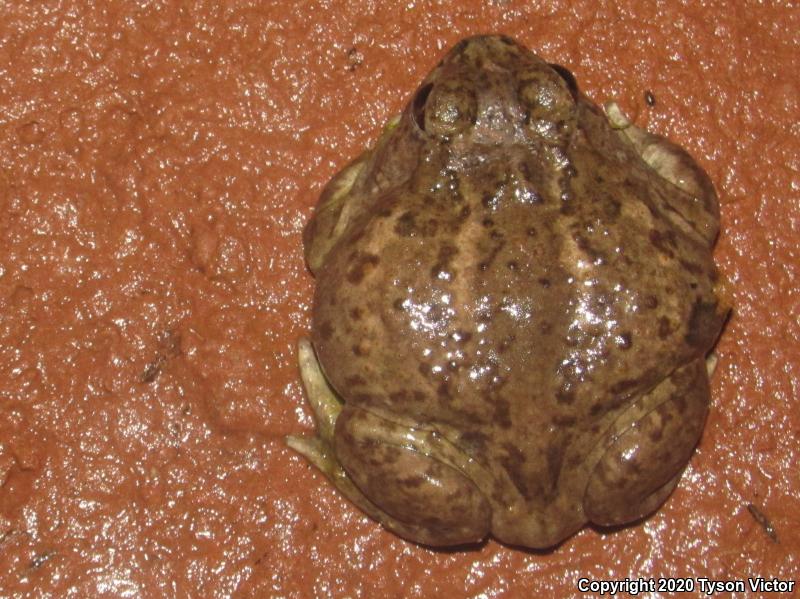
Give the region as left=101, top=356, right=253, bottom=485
left=518, top=66, right=578, bottom=146
left=412, top=80, right=477, bottom=138
left=548, top=63, right=579, bottom=100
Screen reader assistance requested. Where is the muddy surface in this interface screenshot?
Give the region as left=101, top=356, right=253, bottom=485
left=0, top=1, right=797, bottom=596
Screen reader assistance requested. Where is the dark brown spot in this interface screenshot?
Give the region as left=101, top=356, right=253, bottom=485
left=402, top=475, right=425, bottom=489
left=589, top=393, right=628, bottom=417
left=643, top=198, right=658, bottom=218
left=560, top=200, right=576, bottom=216
left=392, top=298, right=405, bottom=311
left=430, top=243, right=459, bottom=280
left=347, top=226, right=367, bottom=245
left=545, top=441, right=565, bottom=490
left=349, top=307, right=363, bottom=321
left=538, top=277, right=551, bottom=288
left=498, top=335, right=516, bottom=353
left=649, top=229, right=675, bottom=258
left=573, top=232, right=604, bottom=263
left=389, top=390, right=408, bottom=403
left=552, top=414, right=577, bottom=427
left=526, top=227, right=537, bottom=237
left=493, top=398, right=512, bottom=428
left=643, top=294, right=659, bottom=309
left=459, top=430, right=489, bottom=452
left=455, top=204, right=471, bottom=222
left=555, top=387, right=575, bottom=404
left=645, top=89, right=656, bottom=106
left=616, top=332, right=633, bottom=350
left=658, top=316, right=673, bottom=339
left=482, top=218, right=494, bottom=228
left=679, top=259, right=704, bottom=275
left=394, top=211, right=416, bottom=236
left=318, top=321, right=334, bottom=340
left=394, top=211, right=440, bottom=237
left=610, top=378, right=639, bottom=395
left=453, top=330, right=472, bottom=343
left=479, top=240, right=505, bottom=271
left=351, top=343, right=367, bottom=357
left=344, top=375, right=365, bottom=387
left=603, top=197, right=621, bottom=219
left=418, top=362, right=431, bottom=377
left=506, top=260, right=518, bottom=271
left=649, top=425, right=664, bottom=442
left=346, top=253, right=380, bottom=284
left=437, top=380, right=452, bottom=400
left=685, top=299, right=722, bottom=349
left=338, top=423, right=358, bottom=449
left=672, top=391, right=688, bottom=412
left=366, top=446, right=388, bottom=467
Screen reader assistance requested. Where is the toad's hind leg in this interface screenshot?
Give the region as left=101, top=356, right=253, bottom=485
left=604, top=102, right=720, bottom=245
left=287, top=339, right=491, bottom=546
left=583, top=359, right=710, bottom=526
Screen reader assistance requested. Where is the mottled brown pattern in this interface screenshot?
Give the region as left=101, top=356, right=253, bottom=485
left=298, top=35, right=726, bottom=550
left=346, top=252, right=380, bottom=284
left=685, top=299, right=725, bottom=348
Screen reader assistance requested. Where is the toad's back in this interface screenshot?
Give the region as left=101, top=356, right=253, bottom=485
left=295, top=34, right=727, bottom=548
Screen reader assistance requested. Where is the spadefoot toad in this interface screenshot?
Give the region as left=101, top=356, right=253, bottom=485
left=288, top=34, right=727, bottom=548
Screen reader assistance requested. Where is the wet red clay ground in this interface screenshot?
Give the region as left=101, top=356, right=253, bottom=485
left=0, top=1, right=798, bottom=596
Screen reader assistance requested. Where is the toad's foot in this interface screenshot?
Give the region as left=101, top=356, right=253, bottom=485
left=286, top=338, right=347, bottom=480
left=286, top=338, right=492, bottom=546
left=287, top=340, right=403, bottom=535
